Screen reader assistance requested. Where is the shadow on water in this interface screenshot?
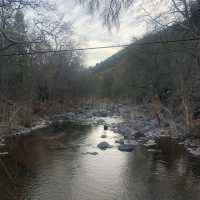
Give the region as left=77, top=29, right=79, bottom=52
left=0, top=121, right=200, bottom=200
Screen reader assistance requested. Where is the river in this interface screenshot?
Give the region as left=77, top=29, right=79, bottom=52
left=1, top=120, right=200, bottom=200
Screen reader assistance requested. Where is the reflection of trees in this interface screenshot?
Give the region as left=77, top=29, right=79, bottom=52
left=124, top=146, right=200, bottom=200
left=0, top=123, right=92, bottom=200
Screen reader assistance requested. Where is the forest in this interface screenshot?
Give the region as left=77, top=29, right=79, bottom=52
left=87, top=0, right=200, bottom=135
left=0, top=0, right=200, bottom=134
left=0, top=0, right=93, bottom=129
left=0, top=1, right=200, bottom=200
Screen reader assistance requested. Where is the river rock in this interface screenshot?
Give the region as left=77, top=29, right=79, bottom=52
left=83, top=152, right=98, bottom=155
left=144, top=139, right=157, bottom=148
left=97, top=119, right=105, bottom=124
left=128, top=140, right=138, bottom=146
left=104, top=125, right=108, bottom=130
left=118, top=125, right=133, bottom=135
left=0, top=138, right=5, bottom=143
left=118, top=144, right=135, bottom=152
left=164, top=122, right=170, bottom=127
left=97, top=141, right=112, bottom=150
left=0, top=143, right=6, bottom=147
left=115, top=138, right=124, bottom=144
left=89, top=152, right=98, bottom=155
left=137, top=137, right=146, bottom=143
left=147, top=149, right=162, bottom=153
left=51, top=121, right=64, bottom=133
left=0, top=152, right=8, bottom=156
left=187, top=147, right=200, bottom=157
left=133, top=131, right=145, bottom=139
left=94, top=110, right=108, bottom=117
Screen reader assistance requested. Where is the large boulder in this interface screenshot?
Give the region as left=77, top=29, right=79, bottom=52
left=97, top=141, right=112, bottom=150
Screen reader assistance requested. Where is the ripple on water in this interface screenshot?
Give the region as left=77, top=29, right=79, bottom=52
left=1, top=120, right=200, bottom=200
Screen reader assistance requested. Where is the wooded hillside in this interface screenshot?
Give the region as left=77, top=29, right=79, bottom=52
left=89, top=1, right=200, bottom=132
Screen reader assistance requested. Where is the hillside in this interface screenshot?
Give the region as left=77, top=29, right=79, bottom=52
left=89, top=22, right=200, bottom=129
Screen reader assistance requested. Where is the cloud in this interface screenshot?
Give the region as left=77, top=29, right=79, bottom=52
left=51, top=0, right=148, bottom=66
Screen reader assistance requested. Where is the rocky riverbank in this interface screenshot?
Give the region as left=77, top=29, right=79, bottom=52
left=54, top=103, right=200, bottom=157
left=1, top=103, right=200, bottom=158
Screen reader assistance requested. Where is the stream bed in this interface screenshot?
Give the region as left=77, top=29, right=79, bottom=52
left=1, top=119, right=200, bottom=200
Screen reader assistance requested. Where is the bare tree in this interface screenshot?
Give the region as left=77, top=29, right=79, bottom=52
left=79, top=0, right=200, bottom=35
left=0, top=0, right=49, bottom=52
left=78, top=0, right=135, bottom=28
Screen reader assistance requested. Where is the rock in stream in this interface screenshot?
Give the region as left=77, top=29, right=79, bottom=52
left=97, top=141, right=112, bottom=150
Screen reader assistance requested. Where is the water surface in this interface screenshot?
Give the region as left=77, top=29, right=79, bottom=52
left=1, top=121, right=200, bottom=200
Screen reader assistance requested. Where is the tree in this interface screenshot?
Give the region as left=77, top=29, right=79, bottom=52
left=79, top=0, right=135, bottom=28
left=79, top=0, right=200, bottom=35
left=0, top=0, right=48, bottom=52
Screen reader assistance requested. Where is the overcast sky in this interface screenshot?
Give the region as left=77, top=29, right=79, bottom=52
left=48, top=0, right=165, bottom=67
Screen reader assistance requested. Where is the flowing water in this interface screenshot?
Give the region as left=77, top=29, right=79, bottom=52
left=1, top=120, right=200, bottom=200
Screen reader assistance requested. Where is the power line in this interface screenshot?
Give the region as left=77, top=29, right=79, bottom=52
left=0, top=44, right=129, bottom=57
left=0, top=37, right=200, bottom=57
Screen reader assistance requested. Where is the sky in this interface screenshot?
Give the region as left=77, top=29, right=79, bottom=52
left=50, top=0, right=150, bottom=67
left=30, top=0, right=168, bottom=67
left=25, top=0, right=171, bottom=67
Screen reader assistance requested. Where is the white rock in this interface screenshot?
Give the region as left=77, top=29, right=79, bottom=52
left=129, top=140, right=138, bottom=146
left=144, top=139, right=157, bottom=148
left=188, top=147, right=200, bottom=157
left=148, top=149, right=162, bottom=153
left=0, top=152, right=8, bottom=156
